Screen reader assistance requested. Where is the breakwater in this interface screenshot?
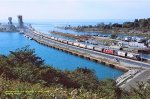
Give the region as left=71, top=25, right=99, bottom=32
left=24, top=29, right=129, bottom=72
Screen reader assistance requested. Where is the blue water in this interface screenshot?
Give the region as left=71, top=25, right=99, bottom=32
left=30, top=19, right=133, bottom=34
left=32, top=23, right=112, bottom=36
left=0, top=32, right=124, bottom=79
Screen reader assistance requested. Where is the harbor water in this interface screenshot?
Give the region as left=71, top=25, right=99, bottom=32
left=0, top=32, right=124, bottom=79
left=0, top=21, right=125, bottom=79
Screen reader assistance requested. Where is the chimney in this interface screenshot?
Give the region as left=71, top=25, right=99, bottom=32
left=18, top=15, right=23, bottom=28
left=8, top=17, right=12, bottom=25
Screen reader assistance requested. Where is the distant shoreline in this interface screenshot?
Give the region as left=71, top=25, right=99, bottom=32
left=61, top=18, right=150, bottom=37
left=61, top=27, right=150, bottom=37
left=78, top=28, right=150, bottom=37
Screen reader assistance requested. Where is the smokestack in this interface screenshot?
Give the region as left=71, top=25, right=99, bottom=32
left=8, top=17, right=12, bottom=25
left=18, top=15, right=23, bottom=28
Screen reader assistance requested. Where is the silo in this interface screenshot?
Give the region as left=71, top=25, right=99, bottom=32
left=18, top=15, right=23, bottom=28
left=8, top=17, right=12, bottom=25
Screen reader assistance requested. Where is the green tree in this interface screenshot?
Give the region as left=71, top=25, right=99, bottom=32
left=111, top=34, right=118, bottom=39
left=8, top=46, right=44, bottom=67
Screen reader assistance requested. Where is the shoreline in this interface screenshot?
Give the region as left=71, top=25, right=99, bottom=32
left=25, top=30, right=131, bottom=72
left=66, top=27, right=150, bottom=37
left=36, top=37, right=129, bottom=72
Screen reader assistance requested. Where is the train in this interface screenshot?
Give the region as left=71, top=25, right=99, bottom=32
left=48, top=36, right=142, bottom=61
left=31, top=32, right=145, bottom=62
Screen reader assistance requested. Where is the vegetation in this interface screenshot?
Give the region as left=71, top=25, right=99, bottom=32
left=1, top=46, right=150, bottom=98
left=64, top=18, right=150, bottom=37
left=72, top=18, right=150, bottom=30
left=110, top=34, right=118, bottom=39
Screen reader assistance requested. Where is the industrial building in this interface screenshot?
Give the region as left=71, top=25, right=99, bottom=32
left=0, top=15, right=24, bottom=32
left=17, top=15, right=24, bottom=28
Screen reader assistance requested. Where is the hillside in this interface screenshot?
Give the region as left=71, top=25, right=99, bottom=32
left=0, top=46, right=150, bottom=98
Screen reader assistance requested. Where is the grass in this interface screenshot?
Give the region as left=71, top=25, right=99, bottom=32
left=0, top=76, right=105, bottom=99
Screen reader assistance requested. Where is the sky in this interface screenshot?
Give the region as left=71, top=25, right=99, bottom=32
left=0, top=0, right=149, bottom=21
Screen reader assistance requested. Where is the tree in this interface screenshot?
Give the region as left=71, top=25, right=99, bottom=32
left=8, top=46, right=44, bottom=68
left=97, top=22, right=105, bottom=29
left=147, top=18, right=150, bottom=29
left=122, top=22, right=134, bottom=28
left=139, top=19, right=148, bottom=28
left=111, top=34, right=118, bottom=39
left=134, top=19, right=139, bottom=28
left=0, top=46, right=44, bottom=82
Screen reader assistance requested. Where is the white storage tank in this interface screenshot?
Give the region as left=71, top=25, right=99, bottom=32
left=129, top=42, right=146, bottom=48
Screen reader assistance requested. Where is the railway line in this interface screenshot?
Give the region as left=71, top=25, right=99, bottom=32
left=24, top=28, right=150, bottom=69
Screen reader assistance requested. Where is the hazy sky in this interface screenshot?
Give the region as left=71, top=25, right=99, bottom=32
left=0, top=0, right=149, bottom=20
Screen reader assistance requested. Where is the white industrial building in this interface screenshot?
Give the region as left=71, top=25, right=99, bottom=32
left=118, top=41, right=146, bottom=48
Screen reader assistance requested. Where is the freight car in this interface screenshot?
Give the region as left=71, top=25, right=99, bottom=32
left=62, top=40, right=68, bottom=44
left=126, top=52, right=135, bottom=59
left=94, top=46, right=104, bottom=52
left=86, top=45, right=94, bottom=50
left=102, top=49, right=115, bottom=55
left=68, top=41, right=73, bottom=45
left=127, top=53, right=141, bottom=60
left=116, top=50, right=127, bottom=57
left=54, top=37, right=58, bottom=41
left=57, top=38, right=63, bottom=42
left=47, top=36, right=52, bottom=39
left=79, top=43, right=87, bottom=48
left=51, top=36, right=55, bottom=40
left=73, top=42, right=80, bottom=46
